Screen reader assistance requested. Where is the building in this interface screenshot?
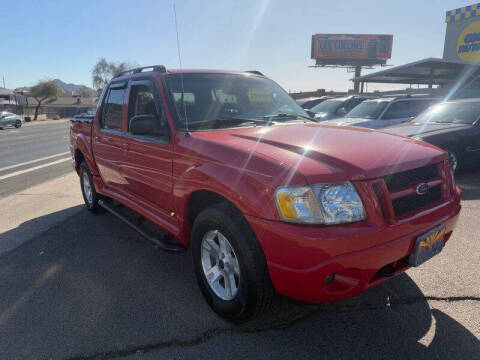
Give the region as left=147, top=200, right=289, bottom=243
left=1, top=93, right=96, bottom=120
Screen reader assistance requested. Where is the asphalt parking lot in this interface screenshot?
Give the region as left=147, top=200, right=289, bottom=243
left=0, top=129, right=479, bottom=359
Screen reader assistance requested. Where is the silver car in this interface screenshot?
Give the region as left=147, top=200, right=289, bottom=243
left=0, top=112, right=23, bottom=129
left=322, top=97, right=438, bottom=129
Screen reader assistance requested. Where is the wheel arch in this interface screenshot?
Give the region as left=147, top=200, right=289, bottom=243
left=182, top=189, right=246, bottom=247
left=73, top=134, right=99, bottom=175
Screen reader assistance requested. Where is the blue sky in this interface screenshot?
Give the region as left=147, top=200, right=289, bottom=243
left=0, top=0, right=471, bottom=92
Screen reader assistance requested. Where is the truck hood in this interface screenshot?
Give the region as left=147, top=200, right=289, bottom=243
left=321, top=117, right=387, bottom=129
left=382, top=122, right=471, bottom=138
left=189, top=122, right=447, bottom=184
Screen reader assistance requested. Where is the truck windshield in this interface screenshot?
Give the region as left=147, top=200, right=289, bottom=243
left=165, top=73, right=309, bottom=130
left=413, top=102, right=480, bottom=124
left=345, top=101, right=388, bottom=119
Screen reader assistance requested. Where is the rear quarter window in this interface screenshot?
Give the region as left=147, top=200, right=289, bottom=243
left=101, top=87, right=126, bottom=130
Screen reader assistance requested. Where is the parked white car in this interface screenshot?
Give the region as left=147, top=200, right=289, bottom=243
left=322, top=97, right=438, bottom=129
left=0, top=112, right=23, bottom=129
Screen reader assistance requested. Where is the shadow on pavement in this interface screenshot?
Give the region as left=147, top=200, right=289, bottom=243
left=0, top=204, right=478, bottom=359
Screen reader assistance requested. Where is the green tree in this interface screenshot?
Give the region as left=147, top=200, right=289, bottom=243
left=77, top=85, right=96, bottom=98
left=92, top=58, right=136, bottom=92
left=29, top=80, right=61, bottom=121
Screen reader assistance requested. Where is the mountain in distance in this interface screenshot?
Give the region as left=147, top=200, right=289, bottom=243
left=52, top=79, right=94, bottom=95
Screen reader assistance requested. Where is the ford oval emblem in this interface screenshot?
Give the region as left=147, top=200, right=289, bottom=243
left=416, top=183, right=429, bottom=196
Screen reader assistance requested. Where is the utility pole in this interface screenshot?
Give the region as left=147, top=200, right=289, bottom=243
left=353, top=66, right=361, bottom=94
left=2, top=76, right=5, bottom=88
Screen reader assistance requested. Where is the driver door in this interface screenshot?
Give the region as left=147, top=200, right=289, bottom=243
left=120, top=79, right=175, bottom=220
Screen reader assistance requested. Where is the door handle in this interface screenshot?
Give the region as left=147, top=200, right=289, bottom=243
left=122, top=143, right=129, bottom=151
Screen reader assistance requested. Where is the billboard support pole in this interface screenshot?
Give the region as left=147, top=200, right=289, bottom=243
left=354, top=65, right=362, bottom=93
left=428, top=67, right=434, bottom=89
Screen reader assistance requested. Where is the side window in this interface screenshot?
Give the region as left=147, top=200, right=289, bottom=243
left=128, top=83, right=167, bottom=139
left=101, top=87, right=126, bottom=130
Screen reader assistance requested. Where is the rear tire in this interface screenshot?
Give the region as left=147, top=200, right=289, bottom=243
left=79, top=161, right=105, bottom=214
left=191, top=203, right=275, bottom=322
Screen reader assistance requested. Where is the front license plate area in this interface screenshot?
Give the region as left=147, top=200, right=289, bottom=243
left=409, top=225, right=446, bottom=267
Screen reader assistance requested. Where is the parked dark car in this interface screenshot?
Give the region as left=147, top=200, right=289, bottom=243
left=384, top=99, right=480, bottom=172
left=296, top=96, right=331, bottom=110
left=310, top=96, right=370, bottom=121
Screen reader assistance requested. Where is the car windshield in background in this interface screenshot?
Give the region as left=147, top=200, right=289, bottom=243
left=310, top=99, right=343, bottom=114
left=165, top=73, right=309, bottom=130
left=413, top=102, right=480, bottom=124
left=345, top=101, right=388, bottom=119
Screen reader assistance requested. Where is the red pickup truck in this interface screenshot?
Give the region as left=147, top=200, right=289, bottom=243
left=70, top=66, right=461, bottom=322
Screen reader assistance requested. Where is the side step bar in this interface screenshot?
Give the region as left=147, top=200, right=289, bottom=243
left=98, top=199, right=186, bottom=253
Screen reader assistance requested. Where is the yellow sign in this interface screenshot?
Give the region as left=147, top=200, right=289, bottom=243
left=419, top=228, right=445, bottom=249
left=457, top=20, right=480, bottom=62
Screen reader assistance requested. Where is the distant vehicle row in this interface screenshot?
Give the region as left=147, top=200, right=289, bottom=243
left=296, top=94, right=480, bottom=171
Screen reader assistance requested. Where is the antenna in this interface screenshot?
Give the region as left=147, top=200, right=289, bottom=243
left=173, top=4, right=189, bottom=135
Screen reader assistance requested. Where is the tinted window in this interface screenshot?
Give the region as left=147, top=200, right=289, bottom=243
left=128, top=83, right=167, bottom=138
left=346, top=100, right=389, bottom=119
left=382, top=100, right=432, bottom=120
left=311, top=99, right=344, bottom=114
left=413, top=102, right=480, bottom=124
left=102, top=87, right=125, bottom=130
left=345, top=98, right=365, bottom=112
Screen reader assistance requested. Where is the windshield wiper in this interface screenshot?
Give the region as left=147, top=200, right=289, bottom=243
left=215, top=117, right=274, bottom=127
left=264, top=113, right=315, bottom=122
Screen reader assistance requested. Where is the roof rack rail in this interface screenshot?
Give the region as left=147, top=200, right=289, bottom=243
left=245, top=70, right=264, bottom=76
left=114, top=65, right=167, bottom=78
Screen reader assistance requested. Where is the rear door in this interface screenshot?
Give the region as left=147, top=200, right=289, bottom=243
left=92, top=82, right=128, bottom=193
left=121, top=79, right=174, bottom=219
left=380, top=99, right=434, bottom=128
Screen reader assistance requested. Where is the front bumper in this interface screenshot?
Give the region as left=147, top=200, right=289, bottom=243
left=246, top=188, right=461, bottom=303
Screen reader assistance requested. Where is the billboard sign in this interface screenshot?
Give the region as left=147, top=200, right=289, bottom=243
left=311, top=34, right=393, bottom=65
left=444, top=4, right=480, bottom=62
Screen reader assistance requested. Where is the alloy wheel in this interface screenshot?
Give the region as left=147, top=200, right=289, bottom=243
left=201, top=230, right=241, bottom=301
left=82, top=171, right=93, bottom=205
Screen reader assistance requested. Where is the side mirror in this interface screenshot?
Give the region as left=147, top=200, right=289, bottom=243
left=306, top=110, right=316, bottom=118
left=337, top=107, right=346, bottom=116
left=129, top=114, right=160, bottom=136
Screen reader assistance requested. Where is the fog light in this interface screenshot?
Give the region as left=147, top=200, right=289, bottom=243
left=325, top=273, right=335, bottom=284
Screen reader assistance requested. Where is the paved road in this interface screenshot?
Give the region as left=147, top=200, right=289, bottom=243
left=0, top=121, right=72, bottom=199
left=0, top=129, right=478, bottom=359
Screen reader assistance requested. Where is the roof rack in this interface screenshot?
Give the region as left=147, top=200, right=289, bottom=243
left=245, top=70, right=264, bottom=76
left=114, top=65, right=167, bottom=78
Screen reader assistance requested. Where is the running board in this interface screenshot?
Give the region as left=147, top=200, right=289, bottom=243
left=98, top=199, right=186, bottom=253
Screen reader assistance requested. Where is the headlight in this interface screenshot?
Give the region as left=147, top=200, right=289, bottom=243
left=275, top=182, right=366, bottom=225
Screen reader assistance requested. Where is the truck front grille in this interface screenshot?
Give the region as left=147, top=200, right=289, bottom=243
left=392, top=185, right=442, bottom=217
left=373, top=163, right=446, bottom=220
left=384, top=164, right=438, bottom=192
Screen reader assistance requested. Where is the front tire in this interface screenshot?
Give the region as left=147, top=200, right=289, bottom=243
left=192, top=204, right=274, bottom=322
left=79, top=161, right=105, bottom=214
left=14, top=120, right=21, bottom=128
left=445, top=147, right=460, bottom=172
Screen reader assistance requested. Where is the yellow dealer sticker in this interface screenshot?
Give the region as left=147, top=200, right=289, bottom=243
left=457, top=20, right=480, bottom=62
